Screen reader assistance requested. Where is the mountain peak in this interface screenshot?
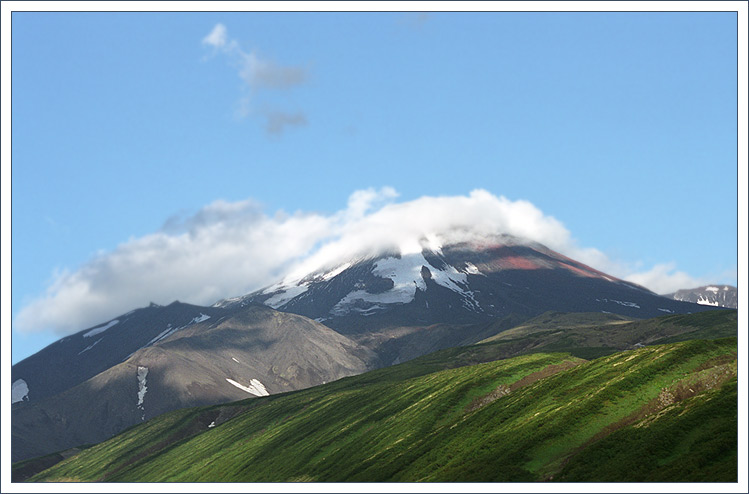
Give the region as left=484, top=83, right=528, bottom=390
left=666, top=285, right=737, bottom=308
left=214, top=235, right=712, bottom=332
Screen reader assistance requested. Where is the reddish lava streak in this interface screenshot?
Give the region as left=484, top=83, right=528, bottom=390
left=495, top=256, right=540, bottom=270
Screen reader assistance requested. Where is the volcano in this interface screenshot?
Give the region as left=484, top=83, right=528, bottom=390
left=217, top=234, right=712, bottom=333
left=12, top=233, right=720, bottom=462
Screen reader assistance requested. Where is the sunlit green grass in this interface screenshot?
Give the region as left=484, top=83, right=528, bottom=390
left=30, top=337, right=737, bottom=482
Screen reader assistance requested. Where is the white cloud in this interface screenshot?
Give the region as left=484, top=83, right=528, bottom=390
left=624, top=263, right=706, bottom=295
left=346, top=186, right=399, bottom=219
left=202, top=23, right=228, bottom=48
left=202, top=23, right=308, bottom=133
left=14, top=188, right=709, bottom=334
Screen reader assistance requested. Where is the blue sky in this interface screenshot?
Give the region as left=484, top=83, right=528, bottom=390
left=8, top=10, right=740, bottom=363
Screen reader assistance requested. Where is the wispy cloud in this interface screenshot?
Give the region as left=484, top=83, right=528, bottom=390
left=264, top=110, right=308, bottom=135
left=14, top=188, right=716, bottom=335
left=202, top=23, right=309, bottom=133
left=202, top=23, right=229, bottom=48
left=239, top=52, right=308, bottom=89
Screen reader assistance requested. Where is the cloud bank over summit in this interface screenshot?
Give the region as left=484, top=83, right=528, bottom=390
left=14, top=189, right=707, bottom=335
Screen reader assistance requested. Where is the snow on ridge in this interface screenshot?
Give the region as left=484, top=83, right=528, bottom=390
left=321, top=262, right=352, bottom=281
left=12, top=379, right=29, bottom=404
left=372, top=254, right=428, bottom=296
left=463, top=262, right=483, bottom=275
left=331, top=251, right=482, bottom=315
left=331, top=255, right=427, bottom=314
left=226, top=378, right=269, bottom=397
left=83, top=319, right=119, bottom=338
left=264, top=283, right=310, bottom=308
left=427, top=259, right=469, bottom=293
left=696, top=296, right=719, bottom=307
left=146, top=324, right=176, bottom=347
left=705, top=286, right=720, bottom=293
left=191, top=313, right=211, bottom=324
left=145, top=313, right=212, bottom=348
left=213, top=295, right=242, bottom=308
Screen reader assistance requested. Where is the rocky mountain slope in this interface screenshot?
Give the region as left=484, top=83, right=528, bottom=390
left=11, top=305, right=374, bottom=462
left=11, top=301, right=225, bottom=405
left=666, top=285, right=737, bottom=309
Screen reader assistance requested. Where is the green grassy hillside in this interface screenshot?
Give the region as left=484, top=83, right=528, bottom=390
left=478, top=309, right=737, bottom=359
left=29, top=336, right=737, bottom=482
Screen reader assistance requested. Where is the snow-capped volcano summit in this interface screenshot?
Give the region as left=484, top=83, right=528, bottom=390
left=215, top=234, right=711, bottom=334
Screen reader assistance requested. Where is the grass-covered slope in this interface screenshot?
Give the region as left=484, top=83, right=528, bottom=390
left=29, top=337, right=737, bottom=482
left=557, top=379, right=738, bottom=482
left=478, top=309, right=737, bottom=359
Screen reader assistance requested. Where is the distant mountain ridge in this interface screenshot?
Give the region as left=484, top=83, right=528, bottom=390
left=11, top=304, right=374, bottom=462
left=666, top=285, right=737, bottom=309
left=11, top=301, right=226, bottom=405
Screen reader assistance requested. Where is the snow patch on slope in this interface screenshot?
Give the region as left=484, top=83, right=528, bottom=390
left=330, top=255, right=426, bottom=314
left=263, top=283, right=310, bottom=308
left=429, top=262, right=468, bottom=292
left=12, top=379, right=29, bottom=404
left=226, top=378, right=269, bottom=397
left=191, top=313, right=211, bottom=324
left=146, top=324, right=176, bottom=346
left=145, top=313, right=212, bottom=347
left=136, top=366, right=148, bottom=412
left=321, top=262, right=352, bottom=281
left=696, top=296, right=719, bottom=307
left=597, top=298, right=640, bottom=309
left=213, top=295, right=242, bottom=308
left=78, top=338, right=103, bottom=355
left=262, top=262, right=355, bottom=309
left=331, top=252, right=481, bottom=315
left=463, top=262, right=482, bottom=275
left=83, top=319, right=119, bottom=338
